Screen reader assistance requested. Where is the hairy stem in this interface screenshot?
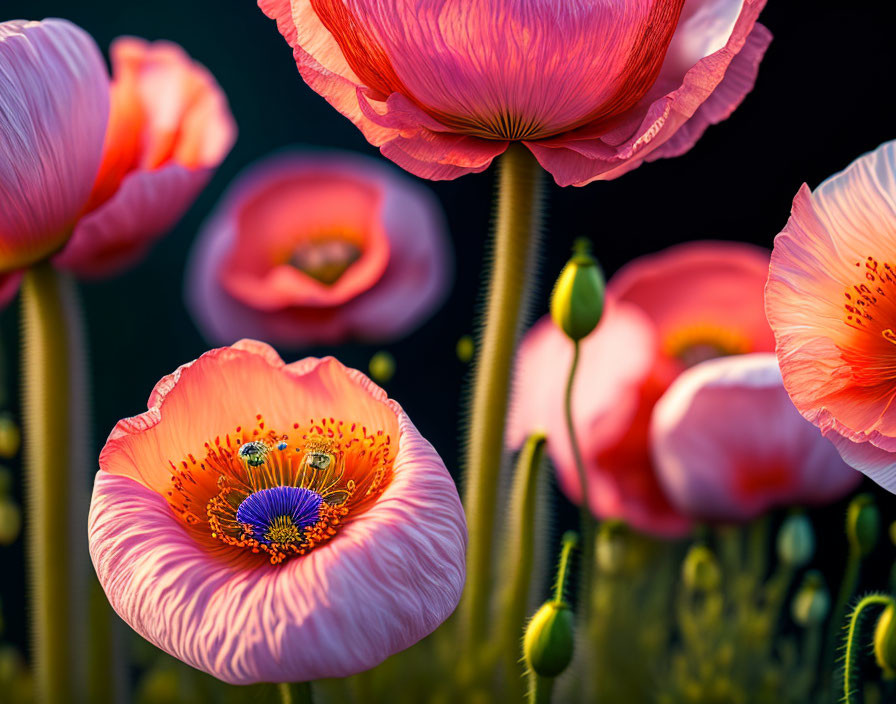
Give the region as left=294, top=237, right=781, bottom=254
left=842, top=594, right=893, bottom=704
left=527, top=672, right=554, bottom=704
left=461, top=144, right=544, bottom=653
left=823, top=546, right=862, bottom=694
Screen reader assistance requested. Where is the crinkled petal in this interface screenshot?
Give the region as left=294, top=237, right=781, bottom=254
left=767, top=140, right=896, bottom=454
left=89, top=409, right=465, bottom=683
left=0, top=19, right=108, bottom=271
left=651, top=354, right=860, bottom=521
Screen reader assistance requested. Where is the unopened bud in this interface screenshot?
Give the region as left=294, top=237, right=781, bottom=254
left=0, top=499, right=21, bottom=546
left=0, top=414, right=20, bottom=459
left=791, top=571, right=830, bottom=627
left=523, top=601, right=574, bottom=678
left=847, top=493, right=879, bottom=557
left=368, top=351, right=396, bottom=384
left=875, top=603, right=896, bottom=678
left=550, top=239, right=605, bottom=342
left=777, top=512, right=815, bottom=568
left=682, top=544, right=721, bottom=592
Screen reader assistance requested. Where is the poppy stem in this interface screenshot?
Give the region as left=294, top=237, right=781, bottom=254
left=460, top=145, right=544, bottom=658
left=279, top=681, right=313, bottom=704
left=20, top=261, right=88, bottom=702
left=497, top=432, right=547, bottom=698
left=841, top=593, right=893, bottom=703
left=563, top=339, right=595, bottom=616
left=527, top=671, right=554, bottom=704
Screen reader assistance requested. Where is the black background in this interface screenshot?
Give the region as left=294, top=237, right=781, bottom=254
left=2, top=0, right=896, bottom=662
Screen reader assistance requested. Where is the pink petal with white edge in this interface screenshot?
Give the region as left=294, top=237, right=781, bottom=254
left=825, top=431, right=896, bottom=492
left=767, top=140, right=896, bottom=455
left=651, top=354, right=860, bottom=522
left=90, top=342, right=466, bottom=683
left=0, top=19, right=108, bottom=271
left=526, top=0, right=769, bottom=186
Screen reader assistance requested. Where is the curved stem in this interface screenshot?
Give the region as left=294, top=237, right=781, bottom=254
left=553, top=532, right=578, bottom=605
left=20, top=262, right=82, bottom=702
left=279, top=682, right=313, bottom=704
left=563, top=339, right=594, bottom=615
left=498, top=433, right=547, bottom=698
left=842, top=594, right=893, bottom=704
left=461, top=144, right=544, bottom=651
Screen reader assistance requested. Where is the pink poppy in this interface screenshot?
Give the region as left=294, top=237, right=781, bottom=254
left=766, top=140, right=896, bottom=490
left=508, top=242, right=773, bottom=535
left=186, top=150, right=451, bottom=347
left=258, top=0, right=771, bottom=185
left=88, top=339, right=465, bottom=683
left=651, top=353, right=860, bottom=521
left=0, top=24, right=235, bottom=295
left=0, top=19, right=109, bottom=274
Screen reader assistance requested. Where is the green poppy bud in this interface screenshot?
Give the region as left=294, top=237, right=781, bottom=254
left=368, top=350, right=396, bottom=383
left=875, top=603, right=896, bottom=678
left=550, top=239, right=605, bottom=342
left=777, top=512, right=815, bottom=569
left=523, top=601, right=574, bottom=678
left=847, top=493, right=879, bottom=557
left=682, top=544, right=721, bottom=592
left=791, top=571, right=830, bottom=627
left=0, top=414, right=20, bottom=460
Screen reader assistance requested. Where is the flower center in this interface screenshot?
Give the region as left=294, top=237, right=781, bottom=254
left=842, top=256, right=896, bottom=385
left=166, top=417, right=393, bottom=564
left=235, top=486, right=324, bottom=545
left=663, top=323, right=751, bottom=367
left=291, top=236, right=361, bottom=285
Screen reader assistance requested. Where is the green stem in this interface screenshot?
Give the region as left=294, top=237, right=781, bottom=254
left=554, top=532, right=578, bottom=605
left=842, top=594, right=893, bottom=704
left=21, top=261, right=81, bottom=702
left=823, top=546, right=862, bottom=693
left=279, top=682, right=313, bottom=704
left=527, top=672, right=554, bottom=704
left=563, top=339, right=594, bottom=614
left=498, top=433, right=547, bottom=698
left=461, top=144, right=544, bottom=652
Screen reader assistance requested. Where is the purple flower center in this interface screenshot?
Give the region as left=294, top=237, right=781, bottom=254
left=236, top=486, right=323, bottom=545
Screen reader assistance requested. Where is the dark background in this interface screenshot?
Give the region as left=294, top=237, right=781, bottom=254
left=2, top=0, right=896, bottom=663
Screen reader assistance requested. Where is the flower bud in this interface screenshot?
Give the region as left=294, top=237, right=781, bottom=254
left=875, top=603, right=896, bottom=678
left=791, top=571, right=830, bottom=627
left=0, top=414, right=20, bottom=459
left=523, top=601, right=574, bottom=678
left=682, top=544, right=721, bottom=592
left=847, top=493, right=879, bottom=557
left=0, top=499, right=21, bottom=546
left=368, top=350, right=396, bottom=383
left=550, top=239, right=605, bottom=342
left=777, top=512, right=815, bottom=569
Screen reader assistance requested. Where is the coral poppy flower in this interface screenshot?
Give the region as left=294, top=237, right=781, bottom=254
left=651, top=353, right=860, bottom=521
left=186, top=150, right=450, bottom=347
left=766, top=140, right=896, bottom=490
left=0, top=25, right=235, bottom=296
left=508, top=242, right=773, bottom=535
left=88, top=340, right=465, bottom=683
left=259, top=0, right=771, bottom=185
left=0, top=19, right=109, bottom=273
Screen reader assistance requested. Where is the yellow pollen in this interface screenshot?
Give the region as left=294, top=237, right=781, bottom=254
left=264, top=515, right=301, bottom=545
left=883, top=329, right=896, bottom=346
left=663, top=323, right=751, bottom=367
left=290, top=232, right=362, bottom=286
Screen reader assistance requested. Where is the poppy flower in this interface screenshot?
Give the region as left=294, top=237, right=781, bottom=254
left=186, top=150, right=451, bottom=347
left=0, top=22, right=235, bottom=294
left=651, top=353, right=860, bottom=521
left=88, top=339, right=466, bottom=683
left=508, top=242, right=773, bottom=535
left=766, top=140, right=896, bottom=490
left=258, top=0, right=770, bottom=185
